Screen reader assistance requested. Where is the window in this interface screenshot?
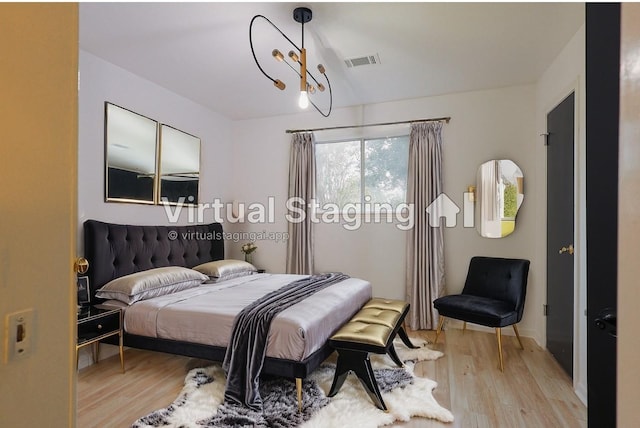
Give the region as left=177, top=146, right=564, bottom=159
left=315, top=135, right=409, bottom=211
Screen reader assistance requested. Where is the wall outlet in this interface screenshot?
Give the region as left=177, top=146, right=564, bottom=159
left=4, top=309, right=35, bottom=362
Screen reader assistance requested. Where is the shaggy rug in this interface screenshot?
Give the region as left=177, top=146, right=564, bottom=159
left=132, top=338, right=454, bottom=427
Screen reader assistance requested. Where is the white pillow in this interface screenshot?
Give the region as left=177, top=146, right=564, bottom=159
left=192, top=259, right=257, bottom=282
left=96, top=266, right=208, bottom=305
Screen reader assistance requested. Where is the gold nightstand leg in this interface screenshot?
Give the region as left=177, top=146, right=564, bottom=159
left=119, top=332, right=125, bottom=373
left=94, top=342, right=100, bottom=364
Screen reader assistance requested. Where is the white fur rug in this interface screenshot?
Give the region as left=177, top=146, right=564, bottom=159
left=132, top=337, right=454, bottom=427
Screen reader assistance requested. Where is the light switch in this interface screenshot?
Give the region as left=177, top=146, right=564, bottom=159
left=4, top=309, right=34, bottom=362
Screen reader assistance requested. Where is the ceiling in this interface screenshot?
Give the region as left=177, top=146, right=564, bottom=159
left=80, top=2, right=584, bottom=121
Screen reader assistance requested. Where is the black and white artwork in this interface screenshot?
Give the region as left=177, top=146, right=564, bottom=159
left=77, top=276, right=90, bottom=306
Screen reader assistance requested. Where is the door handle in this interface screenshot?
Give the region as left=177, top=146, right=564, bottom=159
left=594, top=308, right=617, bottom=338
left=558, top=244, right=574, bottom=255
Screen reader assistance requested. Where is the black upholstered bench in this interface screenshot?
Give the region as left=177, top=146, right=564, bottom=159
left=327, top=298, right=419, bottom=411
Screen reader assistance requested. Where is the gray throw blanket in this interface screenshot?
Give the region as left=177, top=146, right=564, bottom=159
left=222, top=272, right=349, bottom=409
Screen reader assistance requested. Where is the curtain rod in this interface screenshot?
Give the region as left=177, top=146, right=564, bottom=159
left=285, top=116, right=451, bottom=134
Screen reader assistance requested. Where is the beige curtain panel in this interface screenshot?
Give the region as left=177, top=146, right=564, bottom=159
left=286, top=132, right=316, bottom=275
left=405, top=121, right=445, bottom=330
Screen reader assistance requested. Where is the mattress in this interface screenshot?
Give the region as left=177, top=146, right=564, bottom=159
left=115, top=273, right=372, bottom=361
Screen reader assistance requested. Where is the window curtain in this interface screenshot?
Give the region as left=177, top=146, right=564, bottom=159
left=405, top=122, right=445, bottom=330
left=286, top=132, right=316, bottom=274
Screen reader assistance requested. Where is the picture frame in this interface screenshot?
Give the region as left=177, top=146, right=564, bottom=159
left=77, top=276, right=90, bottom=306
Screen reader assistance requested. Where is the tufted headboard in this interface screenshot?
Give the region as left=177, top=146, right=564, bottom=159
left=83, top=220, right=224, bottom=300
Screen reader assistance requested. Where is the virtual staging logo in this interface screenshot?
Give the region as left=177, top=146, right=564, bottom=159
left=162, top=192, right=474, bottom=232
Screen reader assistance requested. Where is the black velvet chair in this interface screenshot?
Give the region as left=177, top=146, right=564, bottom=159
left=433, top=256, right=530, bottom=371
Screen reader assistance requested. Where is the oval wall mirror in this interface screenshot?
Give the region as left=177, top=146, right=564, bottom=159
left=476, top=159, right=524, bottom=238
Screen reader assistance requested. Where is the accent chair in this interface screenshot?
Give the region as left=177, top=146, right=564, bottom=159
left=433, top=256, right=530, bottom=371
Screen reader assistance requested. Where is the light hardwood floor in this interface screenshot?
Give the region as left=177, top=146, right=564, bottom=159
left=77, top=329, right=586, bottom=427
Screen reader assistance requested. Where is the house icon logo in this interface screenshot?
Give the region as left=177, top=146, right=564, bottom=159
left=426, top=193, right=460, bottom=227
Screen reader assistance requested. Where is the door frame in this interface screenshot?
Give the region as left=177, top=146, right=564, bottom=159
left=618, top=4, right=640, bottom=423
left=541, top=80, right=587, bottom=404
left=586, top=4, right=620, bottom=425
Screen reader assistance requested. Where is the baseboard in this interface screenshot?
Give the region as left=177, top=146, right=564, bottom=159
left=444, top=319, right=536, bottom=340
left=77, top=347, right=92, bottom=370
left=575, top=381, right=588, bottom=407
left=77, top=343, right=121, bottom=370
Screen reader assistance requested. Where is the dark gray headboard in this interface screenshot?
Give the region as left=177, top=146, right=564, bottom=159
left=83, top=220, right=224, bottom=300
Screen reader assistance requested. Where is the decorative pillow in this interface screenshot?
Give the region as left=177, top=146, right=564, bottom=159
left=96, top=266, right=208, bottom=305
left=192, top=259, right=257, bottom=282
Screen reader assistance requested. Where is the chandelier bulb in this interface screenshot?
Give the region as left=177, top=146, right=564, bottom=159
left=317, top=64, right=326, bottom=74
left=317, top=83, right=325, bottom=92
left=308, top=84, right=316, bottom=94
left=288, top=50, right=300, bottom=63
left=274, top=79, right=286, bottom=90
left=272, top=49, right=284, bottom=62
left=298, top=90, right=309, bottom=109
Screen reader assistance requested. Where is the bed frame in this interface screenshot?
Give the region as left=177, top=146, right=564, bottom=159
left=83, top=220, right=334, bottom=393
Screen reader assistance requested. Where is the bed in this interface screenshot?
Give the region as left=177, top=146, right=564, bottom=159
left=83, top=220, right=371, bottom=406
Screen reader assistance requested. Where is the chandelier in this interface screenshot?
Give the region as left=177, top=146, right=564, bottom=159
left=249, top=7, right=333, bottom=117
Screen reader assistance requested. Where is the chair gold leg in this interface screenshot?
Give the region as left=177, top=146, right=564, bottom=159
left=462, top=321, right=467, bottom=334
left=434, top=316, right=445, bottom=343
left=512, top=324, right=524, bottom=350
left=296, top=378, right=302, bottom=412
left=495, top=328, right=504, bottom=372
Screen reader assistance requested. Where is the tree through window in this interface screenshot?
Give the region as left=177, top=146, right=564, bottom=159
left=315, top=136, right=409, bottom=211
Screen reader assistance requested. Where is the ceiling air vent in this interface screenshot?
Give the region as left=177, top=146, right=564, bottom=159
left=344, top=53, right=381, bottom=68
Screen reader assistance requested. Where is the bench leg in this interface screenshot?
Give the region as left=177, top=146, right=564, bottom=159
left=397, top=326, right=420, bottom=349
left=328, top=350, right=388, bottom=411
left=327, top=352, right=351, bottom=397
left=386, top=325, right=419, bottom=367
left=353, top=354, right=387, bottom=411
left=386, top=343, right=404, bottom=368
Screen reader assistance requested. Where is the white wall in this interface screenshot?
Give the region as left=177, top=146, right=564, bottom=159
left=535, top=25, right=586, bottom=404
left=78, top=50, right=234, bottom=250
left=231, top=84, right=541, bottom=338
left=77, top=50, right=233, bottom=367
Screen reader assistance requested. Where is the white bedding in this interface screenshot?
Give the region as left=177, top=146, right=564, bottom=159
left=114, top=273, right=371, bottom=361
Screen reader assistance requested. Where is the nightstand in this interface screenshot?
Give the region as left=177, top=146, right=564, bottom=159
left=76, top=306, right=124, bottom=372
